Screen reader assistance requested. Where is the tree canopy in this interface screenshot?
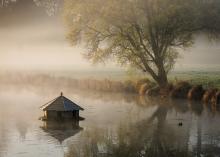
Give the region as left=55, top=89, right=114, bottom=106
left=64, top=0, right=220, bottom=87
left=34, top=0, right=62, bottom=16
left=0, top=0, right=62, bottom=16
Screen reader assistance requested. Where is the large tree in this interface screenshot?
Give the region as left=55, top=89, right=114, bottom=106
left=64, top=0, right=220, bottom=87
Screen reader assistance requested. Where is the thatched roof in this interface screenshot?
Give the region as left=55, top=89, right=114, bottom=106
left=40, top=93, right=84, bottom=111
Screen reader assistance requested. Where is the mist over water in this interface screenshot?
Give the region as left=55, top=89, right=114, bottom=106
left=0, top=74, right=220, bottom=157
left=1, top=1, right=220, bottom=157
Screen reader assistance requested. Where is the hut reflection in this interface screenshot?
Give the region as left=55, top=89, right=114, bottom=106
left=40, top=120, right=83, bottom=143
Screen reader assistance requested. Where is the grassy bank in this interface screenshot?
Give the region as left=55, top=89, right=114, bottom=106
left=64, top=70, right=220, bottom=89
left=0, top=70, right=219, bottom=94
left=168, top=71, right=220, bottom=89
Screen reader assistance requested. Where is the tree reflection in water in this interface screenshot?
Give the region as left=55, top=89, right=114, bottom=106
left=65, top=97, right=220, bottom=157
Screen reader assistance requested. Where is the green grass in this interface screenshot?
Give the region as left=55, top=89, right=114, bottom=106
left=168, top=71, right=220, bottom=89
left=66, top=70, right=220, bottom=89
left=1, top=69, right=219, bottom=91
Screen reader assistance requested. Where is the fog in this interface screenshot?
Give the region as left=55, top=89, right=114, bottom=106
left=1, top=2, right=220, bottom=156
left=0, top=25, right=89, bottom=70
left=0, top=0, right=220, bottom=72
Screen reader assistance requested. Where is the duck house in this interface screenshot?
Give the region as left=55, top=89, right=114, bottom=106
left=40, top=92, right=84, bottom=120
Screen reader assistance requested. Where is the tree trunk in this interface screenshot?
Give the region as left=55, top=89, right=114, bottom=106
left=156, top=74, right=168, bottom=88
left=156, top=61, right=168, bottom=88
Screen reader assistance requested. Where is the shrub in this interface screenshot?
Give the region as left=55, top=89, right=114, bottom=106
left=139, top=83, right=150, bottom=95
left=202, top=88, right=218, bottom=104
left=187, top=85, right=205, bottom=101
left=135, top=78, right=151, bottom=92
left=211, top=91, right=220, bottom=105
left=170, top=81, right=192, bottom=99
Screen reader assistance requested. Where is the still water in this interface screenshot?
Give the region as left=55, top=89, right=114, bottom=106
left=0, top=86, right=220, bottom=157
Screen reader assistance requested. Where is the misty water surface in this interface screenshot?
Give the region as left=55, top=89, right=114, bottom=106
left=0, top=75, right=220, bottom=157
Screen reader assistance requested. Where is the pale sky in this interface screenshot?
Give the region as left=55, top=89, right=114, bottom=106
left=0, top=0, right=220, bottom=72
left=0, top=24, right=90, bottom=70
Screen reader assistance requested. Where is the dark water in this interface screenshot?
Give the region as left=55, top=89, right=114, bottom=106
left=0, top=87, right=220, bottom=157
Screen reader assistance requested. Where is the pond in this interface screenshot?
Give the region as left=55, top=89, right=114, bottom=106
left=0, top=85, right=220, bottom=157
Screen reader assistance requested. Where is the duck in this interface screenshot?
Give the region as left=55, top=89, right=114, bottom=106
left=178, top=122, right=183, bottom=126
